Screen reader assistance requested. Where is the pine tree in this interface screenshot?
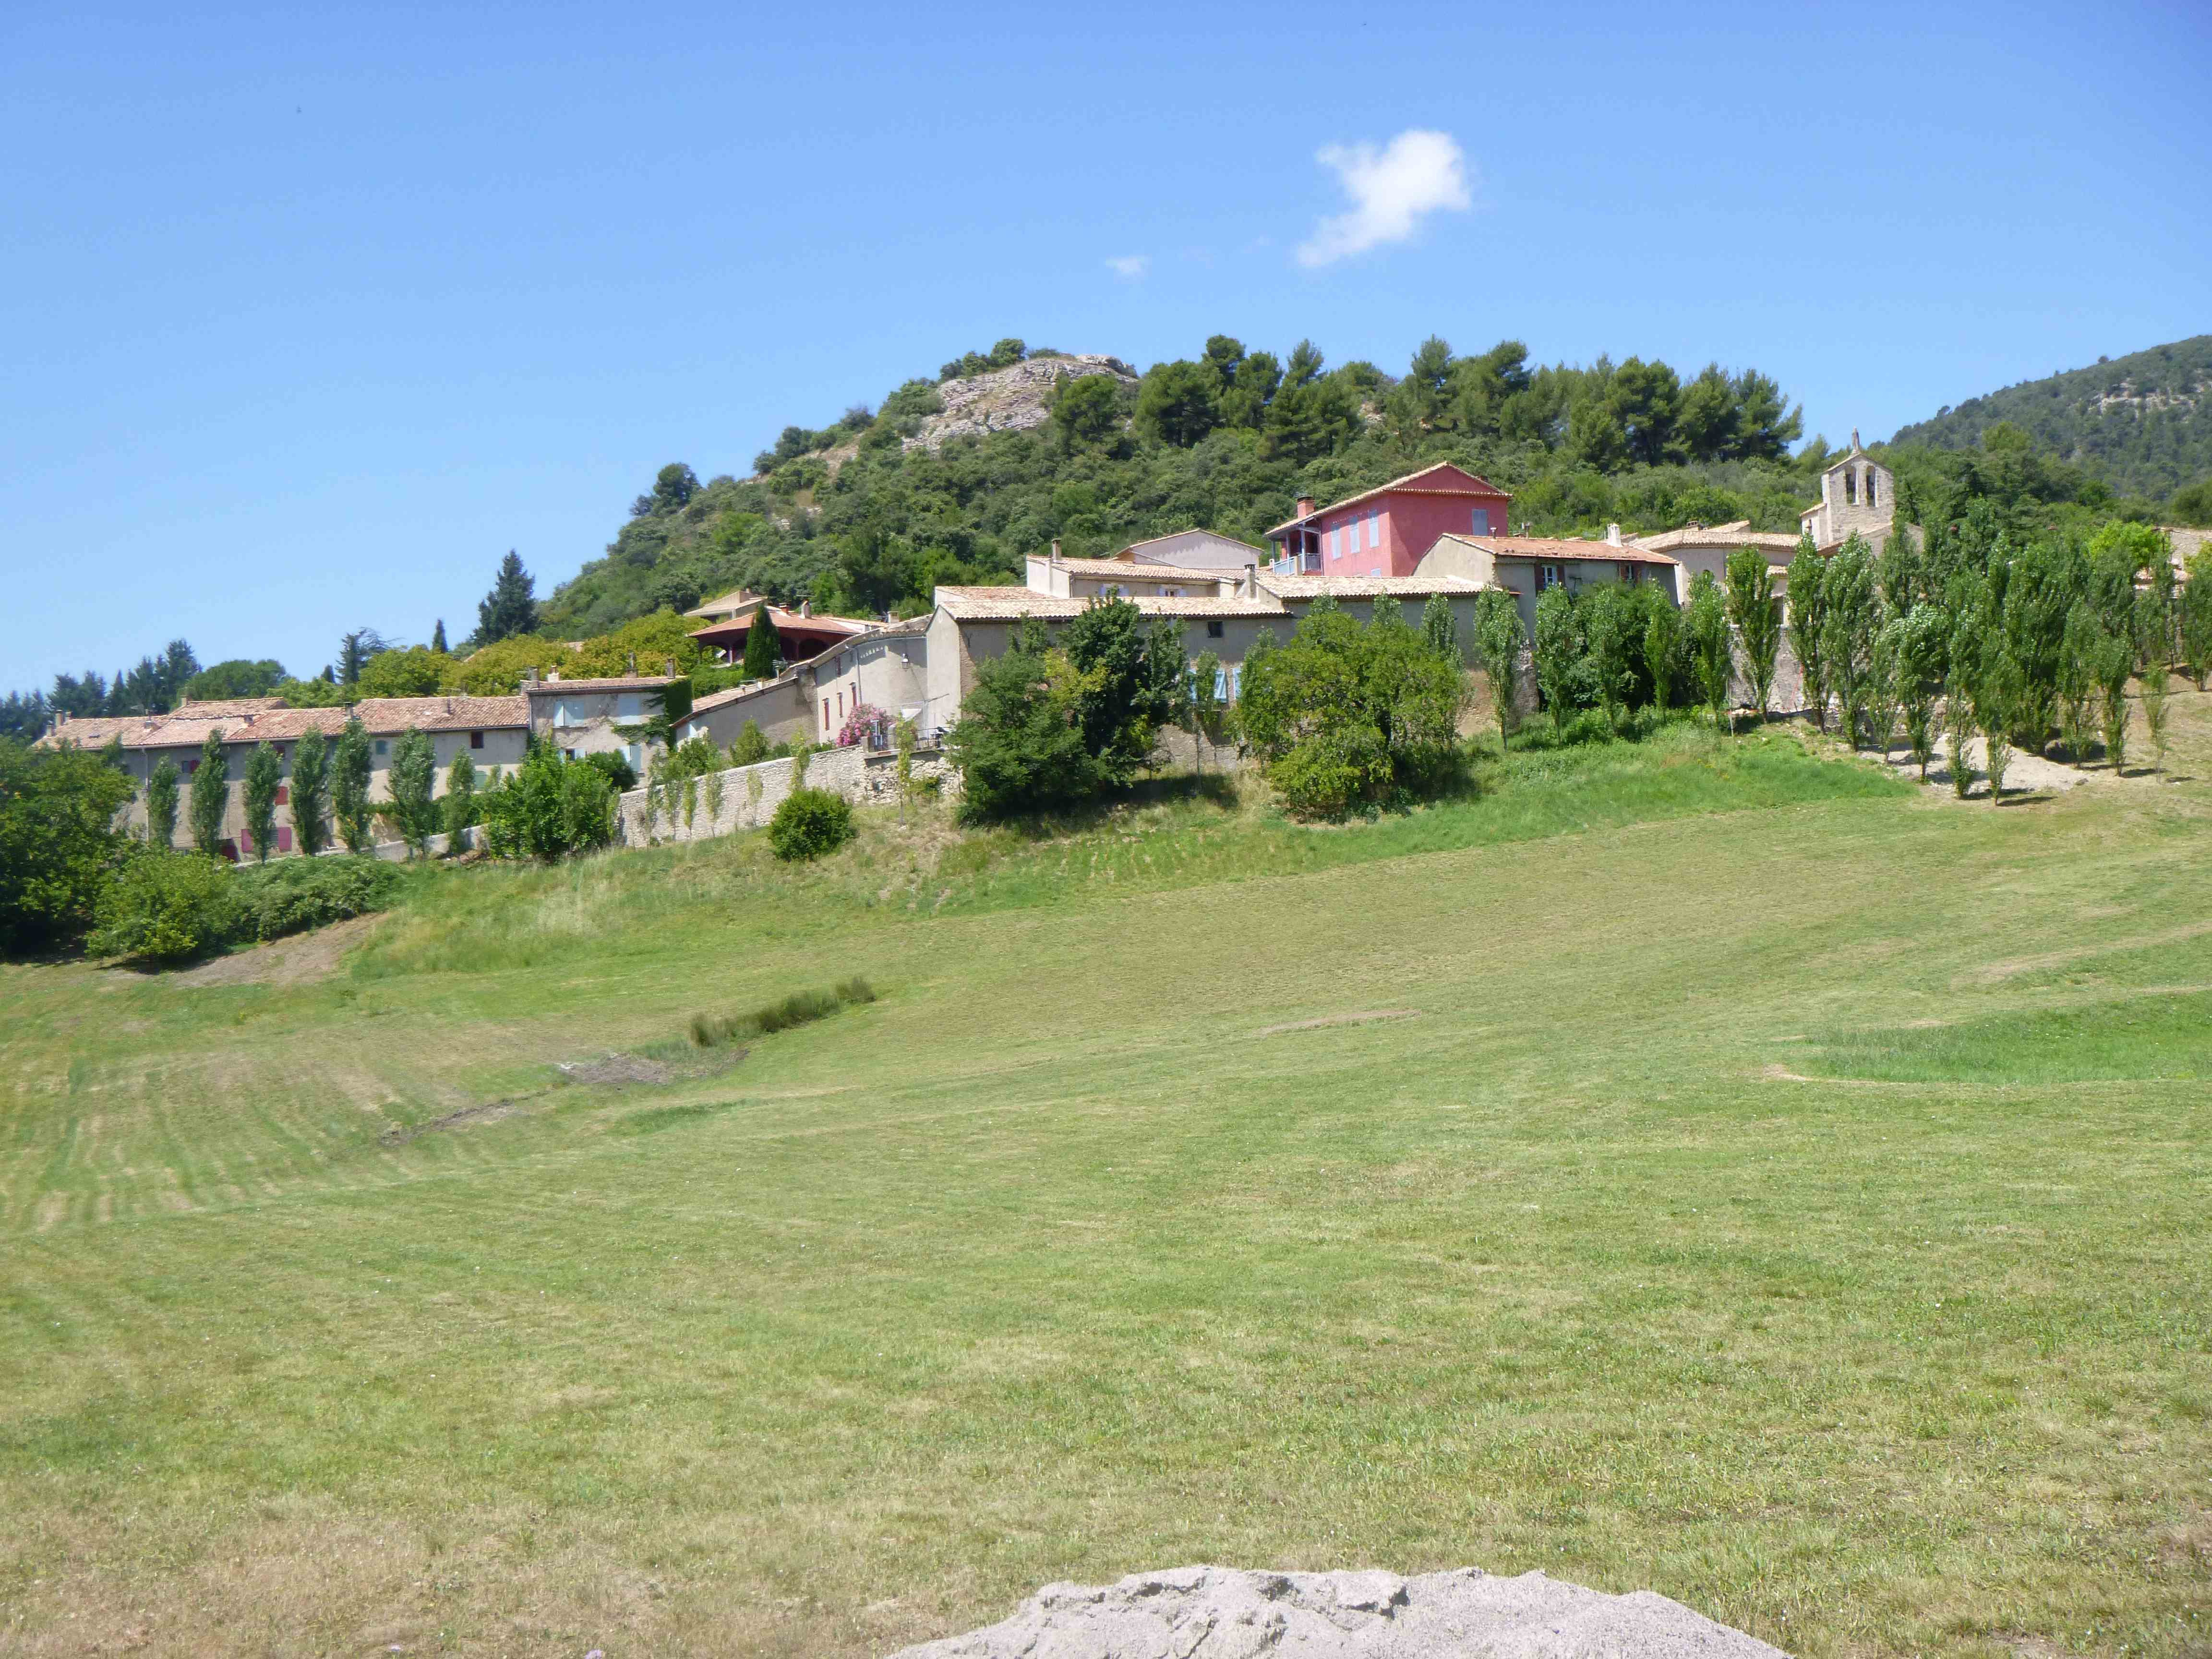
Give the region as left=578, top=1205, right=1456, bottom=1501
left=476, top=552, right=538, bottom=645
left=188, top=729, right=228, bottom=856
left=145, top=756, right=180, bottom=848
left=742, top=608, right=779, bottom=680
left=290, top=727, right=331, bottom=857
left=241, top=742, right=282, bottom=862
left=431, top=618, right=448, bottom=654
left=332, top=718, right=374, bottom=852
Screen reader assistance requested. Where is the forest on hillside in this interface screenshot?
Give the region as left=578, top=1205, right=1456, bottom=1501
left=1890, top=335, right=2212, bottom=505
left=538, top=335, right=1825, bottom=633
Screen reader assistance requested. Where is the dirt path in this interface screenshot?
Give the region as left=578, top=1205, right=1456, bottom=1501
left=173, top=913, right=383, bottom=988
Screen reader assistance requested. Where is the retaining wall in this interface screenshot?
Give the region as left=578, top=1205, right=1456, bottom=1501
left=615, top=745, right=957, bottom=846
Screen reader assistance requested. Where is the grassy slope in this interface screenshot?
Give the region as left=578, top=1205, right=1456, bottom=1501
left=2, top=719, right=2210, bottom=1658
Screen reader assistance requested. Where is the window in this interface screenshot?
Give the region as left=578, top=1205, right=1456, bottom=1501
left=374, top=739, right=388, bottom=757
left=184, top=757, right=198, bottom=775
left=277, top=827, right=292, bottom=853
left=1471, top=507, right=1490, bottom=535
left=469, top=730, right=484, bottom=749
left=822, top=699, right=830, bottom=732
left=276, top=785, right=289, bottom=805
left=1845, top=471, right=1857, bottom=506
left=615, top=693, right=643, bottom=720
left=1865, top=469, right=1877, bottom=508
left=1369, top=567, right=1381, bottom=579
left=1214, top=665, right=1229, bottom=699
left=1536, top=563, right=1563, bottom=593
left=1206, top=619, right=1225, bottom=639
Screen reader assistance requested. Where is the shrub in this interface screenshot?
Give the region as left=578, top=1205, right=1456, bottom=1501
left=478, top=742, right=617, bottom=861
left=88, top=850, right=240, bottom=963
left=768, top=787, right=854, bottom=861
left=231, top=854, right=401, bottom=943
left=729, top=720, right=771, bottom=768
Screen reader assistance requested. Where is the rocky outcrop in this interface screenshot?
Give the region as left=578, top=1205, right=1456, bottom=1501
left=888, top=1564, right=1787, bottom=1658
left=906, top=354, right=1136, bottom=452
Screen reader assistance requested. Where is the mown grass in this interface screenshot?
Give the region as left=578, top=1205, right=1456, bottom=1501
left=1, top=709, right=2210, bottom=1659
left=1806, top=988, right=2212, bottom=1083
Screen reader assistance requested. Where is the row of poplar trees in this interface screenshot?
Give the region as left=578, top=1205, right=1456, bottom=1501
left=1785, top=511, right=2208, bottom=797
left=140, top=719, right=489, bottom=862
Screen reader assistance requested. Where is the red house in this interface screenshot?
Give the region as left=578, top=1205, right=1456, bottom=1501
left=1264, top=463, right=1512, bottom=579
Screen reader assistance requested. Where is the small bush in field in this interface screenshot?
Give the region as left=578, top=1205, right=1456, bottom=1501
left=768, top=788, right=853, bottom=861
left=688, top=975, right=878, bottom=1047
left=88, top=850, right=240, bottom=963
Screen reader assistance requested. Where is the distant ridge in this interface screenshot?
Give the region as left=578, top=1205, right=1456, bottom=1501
left=1889, top=335, right=2212, bottom=502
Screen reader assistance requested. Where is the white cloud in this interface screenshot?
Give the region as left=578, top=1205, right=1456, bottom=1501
left=1106, top=254, right=1150, bottom=280
left=1297, top=130, right=1472, bottom=267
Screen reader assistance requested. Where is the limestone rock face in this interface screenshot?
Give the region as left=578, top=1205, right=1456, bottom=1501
left=906, top=355, right=1136, bottom=452
left=887, top=1564, right=1787, bottom=1659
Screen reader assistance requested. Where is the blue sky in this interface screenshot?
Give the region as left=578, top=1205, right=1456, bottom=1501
left=4, top=0, right=2208, bottom=692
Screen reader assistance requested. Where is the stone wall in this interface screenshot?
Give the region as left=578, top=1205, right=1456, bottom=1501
left=615, top=745, right=957, bottom=846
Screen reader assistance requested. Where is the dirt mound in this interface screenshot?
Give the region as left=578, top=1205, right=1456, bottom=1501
left=889, top=1564, right=1785, bottom=1658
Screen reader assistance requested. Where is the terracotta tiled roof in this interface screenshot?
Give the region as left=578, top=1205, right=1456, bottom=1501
left=36, top=695, right=529, bottom=751
left=1258, top=573, right=1487, bottom=599
left=1448, top=534, right=1682, bottom=567
left=171, top=697, right=288, bottom=717
left=1630, top=523, right=1801, bottom=553
left=1266, top=463, right=1512, bottom=536
left=933, top=587, right=1289, bottom=622
left=1038, top=555, right=1232, bottom=585
left=524, top=676, right=676, bottom=692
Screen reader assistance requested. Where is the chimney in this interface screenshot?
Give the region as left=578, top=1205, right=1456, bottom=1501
left=1242, top=564, right=1258, bottom=599
left=625, top=650, right=637, bottom=675
left=547, top=668, right=561, bottom=683
left=800, top=599, right=812, bottom=618
left=664, top=656, right=677, bottom=676
left=1049, top=539, right=1062, bottom=566
left=524, top=666, right=540, bottom=685
left=1296, top=495, right=1316, bottom=518
left=1606, top=522, right=1622, bottom=548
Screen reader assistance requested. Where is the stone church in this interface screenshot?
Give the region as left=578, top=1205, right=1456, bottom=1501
left=1799, top=430, right=1901, bottom=556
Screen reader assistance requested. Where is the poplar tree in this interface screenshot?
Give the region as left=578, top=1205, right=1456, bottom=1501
left=242, top=741, right=283, bottom=862
left=188, top=729, right=228, bottom=855
left=1897, top=605, right=1948, bottom=779
left=1785, top=536, right=1829, bottom=728
left=1532, top=588, right=1579, bottom=738
left=384, top=727, right=437, bottom=856
left=1472, top=589, right=1524, bottom=751
left=332, top=718, right=374, bottom=852
left=145, top=756, right=180, bottom=848
left=443, top=748, right=479, bottom=841
left=2057, top=603, right=2100, bottom=765
left=1724, top=546, right=1780, bottom=721
left=1420, top=591, right=1460, bottom=665
left=2095, top=627, right=2133, bottom=774
left=1686, top=571, right=1732, bottom=732
left=2140, top=664, right=2171, bottom=775
left=289, top=727, right=331, bottom=857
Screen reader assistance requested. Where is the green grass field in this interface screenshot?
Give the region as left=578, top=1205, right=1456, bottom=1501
left=3, top=714, right=2210, bottom=1658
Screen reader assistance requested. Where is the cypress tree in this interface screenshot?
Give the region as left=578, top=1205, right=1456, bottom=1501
left=290, top=727, right=331, bottom=857
left=741, top=608, right=779, bottom=680
left=145, top=756, right=181, bottom=848
left=476, top=552, right=539, bottom=645
left=431, top=618, right=449, bottom=654
left=188, top=729, right=228, bottom=856
left=242, top=741, right=283, bottom=862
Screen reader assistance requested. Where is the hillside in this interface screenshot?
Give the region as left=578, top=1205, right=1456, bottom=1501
left=538, top=335, right=1823, bottom=635
left=1889, top=334, right=2212, bottom=504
